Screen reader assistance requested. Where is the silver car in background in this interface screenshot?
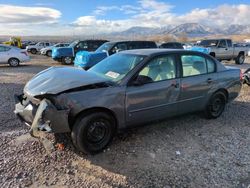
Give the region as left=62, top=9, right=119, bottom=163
left=0, top=44, right=30, bottom=67
left=40, top=43, right=70, bottom=57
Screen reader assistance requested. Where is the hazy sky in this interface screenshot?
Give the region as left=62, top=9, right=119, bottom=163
left=0, top=0, right=249, bottom=35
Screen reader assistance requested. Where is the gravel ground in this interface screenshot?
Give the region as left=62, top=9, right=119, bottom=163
left=0, top=55, right=250, bottom=188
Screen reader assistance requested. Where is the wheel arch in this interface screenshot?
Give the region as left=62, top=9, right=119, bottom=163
left=238, top=51, right=245, bottom=56
left=69, top=107, right=118, bottom=131
left=209, top=52, right=215, bottom=57
left=213, top=88, right=229, bottom=102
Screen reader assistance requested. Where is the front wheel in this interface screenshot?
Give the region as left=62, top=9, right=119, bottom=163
left=235, top=53, right=245, bottom=64
left=71, top=112, right=116, bottom=154
left=62, top=56, right=73, bottom=65
left=204, top=91, right=227, bottom=119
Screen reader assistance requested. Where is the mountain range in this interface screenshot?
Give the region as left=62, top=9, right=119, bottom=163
left=113, top=23, right=250, bottom=37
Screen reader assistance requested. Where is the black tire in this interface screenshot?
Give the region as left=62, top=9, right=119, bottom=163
left=71, top=112, right=116, bottom=154
left=204, top=91, right=227, bottom=119
left=46, top=50, right=52, bottom=57
left=63, top=56, right=73, bottom=65
left=235, top=53, right=245, bottom=64
left=30, top=48, right=37, bottom=54
left=8, top=58, right=20, bottom=67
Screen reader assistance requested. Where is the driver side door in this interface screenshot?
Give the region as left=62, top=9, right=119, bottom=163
left=216, top=39, right=228, bottom=59
left=125, top=54, right=181, bottom=125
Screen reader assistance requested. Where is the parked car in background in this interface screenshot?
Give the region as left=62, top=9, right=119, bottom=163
left=52, top=40, right=108, bottom=64
left=21, top=41, right=36, bottom=49
left=15, top=49, right=242, bottom=154
left=40, top=43, right=70, bottom=57
left=243, top=68, right=250, bottom=86
left=74, top=40, right=157, bottom=69
left=26, top=42, right=54, bottom=54
left=159, top=42, right=184, bottom=49
left=198, top=39, right=248, bottom=64
left=0, top=44, right=30, bottom=66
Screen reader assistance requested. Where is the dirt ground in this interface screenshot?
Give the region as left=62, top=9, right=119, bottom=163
left=0, top=54, right=250, bottom=188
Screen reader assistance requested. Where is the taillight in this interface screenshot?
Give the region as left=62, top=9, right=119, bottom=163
left=240, top=69, right=244, bottom=81
left=21, top=51, right=28, bottom=56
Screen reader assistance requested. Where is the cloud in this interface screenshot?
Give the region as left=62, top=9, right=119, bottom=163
left=0, top=4, right=61, bottom=24
left=177, top=4, right=250, bottom=26
left=93, top=5, right=143, bottom=16
left=73, top=0, right=250, bottom=34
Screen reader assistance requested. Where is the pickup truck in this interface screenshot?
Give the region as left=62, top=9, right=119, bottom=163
left=52, top=40, right=108, bottom=64
left=198, top=39, right=248, bottom=64
left=26, top=42, right=54, bottom=54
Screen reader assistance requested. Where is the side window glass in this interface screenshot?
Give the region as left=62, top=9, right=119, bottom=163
left=226, top=40, right=232, bottom=47
left=0, top=46, right=5, bottom=52
left=181, top=55, right=207, bottom=77
left=218, top=40, right=226, bottom=48
left=39, top=43, right=43, bottom=46
left=139, top=55, right=176, bottom=82
left=92, top=42, right=99, bottom=49
left=112, top=43, right=128, bottom=54
left=77, top=42, right=88, bottom=49
left=207, top=58, right=216, bottom=73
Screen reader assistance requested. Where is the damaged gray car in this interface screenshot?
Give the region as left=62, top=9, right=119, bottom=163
left=15, top=49, right=242, bottom=154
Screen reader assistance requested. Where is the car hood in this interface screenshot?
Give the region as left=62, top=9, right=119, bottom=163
left=24, top=66, right=109, bottom=97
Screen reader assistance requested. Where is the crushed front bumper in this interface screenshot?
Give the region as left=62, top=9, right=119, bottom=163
left=14, top=94, right=71, bottom=137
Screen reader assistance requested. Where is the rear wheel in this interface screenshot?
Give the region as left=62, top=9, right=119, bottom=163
left=63, top=56, right=73, bottom=65
left=8, top=58, right=20, bottom=67
left=71, top=112, right=116, bottom=154
left=204, top=91, right=226, bottom=119
left=235, top=53, right=245, bottom=64
left=30, top=48, right=37, bottom=54
left=46, top=50, right=52, bottom=57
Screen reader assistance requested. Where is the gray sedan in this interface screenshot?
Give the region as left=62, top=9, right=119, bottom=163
left=15, top=49, right=242, bottom=154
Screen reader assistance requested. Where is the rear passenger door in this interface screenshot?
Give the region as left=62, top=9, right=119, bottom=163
left=126, top=54, right=181, bottom=125
left=178, top=53, right=217, bottom=114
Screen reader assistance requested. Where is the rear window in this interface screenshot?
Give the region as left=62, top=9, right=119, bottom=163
left=128, top=41, right=156, bottom=49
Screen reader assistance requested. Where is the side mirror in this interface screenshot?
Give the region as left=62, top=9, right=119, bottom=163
left=132, top=75, right=153, bottom=86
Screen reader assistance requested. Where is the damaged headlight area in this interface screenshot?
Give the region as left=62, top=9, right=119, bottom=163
left=14, top=94, right=71, bottom=138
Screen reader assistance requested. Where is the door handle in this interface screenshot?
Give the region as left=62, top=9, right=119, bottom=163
left=171, top=82, right=179, bottom=88
left=207, top=78, right=213, bottom=84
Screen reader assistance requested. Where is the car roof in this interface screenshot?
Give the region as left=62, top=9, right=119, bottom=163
left=119, top=49, right=186, bottom=56
left=119, top=49, right=215, bottom=58
left=105, top=40, right=155, bottom=44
